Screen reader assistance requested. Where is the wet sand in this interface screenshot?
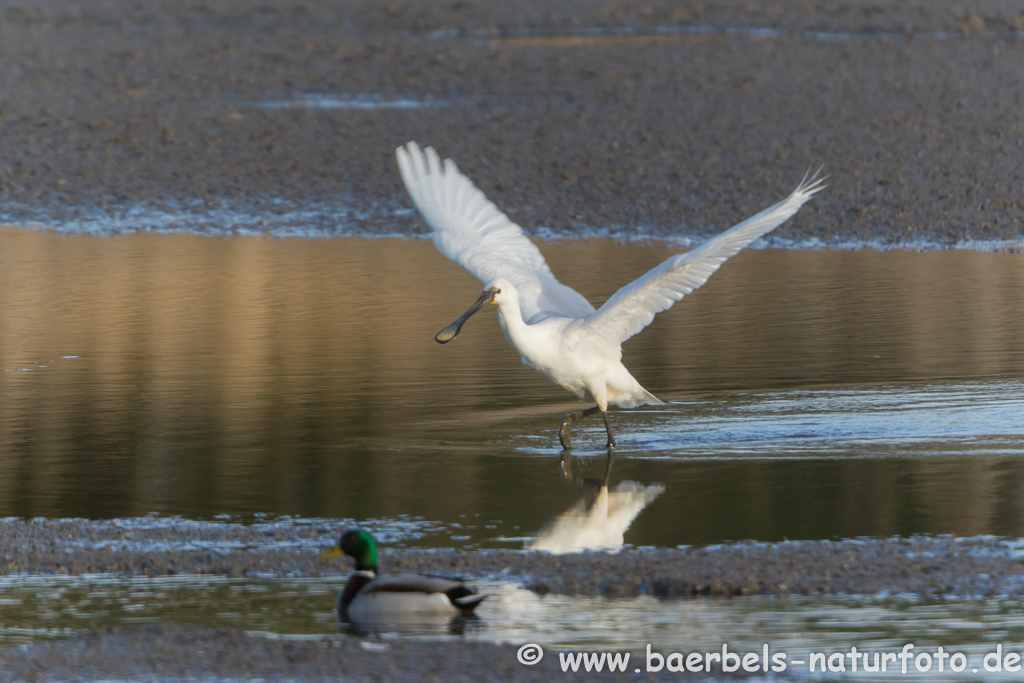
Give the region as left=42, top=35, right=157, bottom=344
left=0, top=0, right=1022, bottom=243
left=3, top=519, right=1024, bottom=680
left=3, top=0, right=1024, bottom=680
left=4, top=518, right=1024, bottom=599
left=0, top=623, right=641, bottom=683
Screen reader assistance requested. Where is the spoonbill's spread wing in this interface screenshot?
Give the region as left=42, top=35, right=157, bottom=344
left=396, top=142, right=596, bottom=322
left=583, top=171, right=825, bottom=345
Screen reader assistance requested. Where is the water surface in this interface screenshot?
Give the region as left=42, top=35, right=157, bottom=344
left=1, top=228, right=1023, bottom=548
left=4, top=574, right=1024, bottom=680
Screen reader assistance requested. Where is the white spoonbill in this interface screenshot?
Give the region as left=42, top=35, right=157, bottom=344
left=396, top=142, right=824, bottom=449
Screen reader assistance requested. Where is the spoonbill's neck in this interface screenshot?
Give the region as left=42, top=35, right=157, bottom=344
left=495, top=294, right=529, bottom=346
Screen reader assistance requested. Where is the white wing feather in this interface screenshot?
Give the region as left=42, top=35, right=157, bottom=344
left=396, top=142, right=595, bottom=322
left=583, top=171, right=825, bottom=344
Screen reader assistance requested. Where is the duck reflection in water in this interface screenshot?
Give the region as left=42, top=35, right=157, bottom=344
left=317, top=529, right=486, bottom=636
left=527, top=450, right=664, bottom=554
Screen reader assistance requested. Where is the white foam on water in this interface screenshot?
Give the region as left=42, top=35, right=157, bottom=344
left=2, top=514, right=449, bottom=555
left=252, top=93, right=459, bottom=110
left=621, top=380, right=1024, bottom=460
left=2, top=200, right=1022, bottom=253
left=0, top=198, right=416, bottom=239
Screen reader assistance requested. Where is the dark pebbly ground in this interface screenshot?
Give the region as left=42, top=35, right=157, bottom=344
left=3, top=518, right=1024, bottom=599
left=2, top=518, right=1024, bottom=681
left=0, top=622, right=634, bottom=683
left=3, top=0, right=1024, bottom=680
left=0, top=0, right=1021, bottom=243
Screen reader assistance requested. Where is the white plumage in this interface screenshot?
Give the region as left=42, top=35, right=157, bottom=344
left=397, top=141, right=824, bottom=448
left=528, top=481, right=666, bottom=554
left=396, top=143, right=595, bottom=323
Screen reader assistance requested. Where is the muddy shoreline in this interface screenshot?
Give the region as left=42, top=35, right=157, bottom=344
left=0, top=623, right=629, bottom=683
left=5, top=517, right=1024, bottom=680
left=4, top=519, right=1024, bottom=680
left=4, top=519, right=1024, bottom=599
left=0, top=0, right=1022, bottom=244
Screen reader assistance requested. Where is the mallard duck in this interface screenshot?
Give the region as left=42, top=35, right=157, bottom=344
left=317, top=529, right=486, bottom=621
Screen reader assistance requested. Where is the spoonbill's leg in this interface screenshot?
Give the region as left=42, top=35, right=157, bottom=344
left=602, top=411, right=616, bottom=449
left=559, top=405, right=616, bottom=450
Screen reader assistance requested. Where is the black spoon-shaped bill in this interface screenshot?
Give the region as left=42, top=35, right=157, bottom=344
left=435, top=288, right=497, bottom=343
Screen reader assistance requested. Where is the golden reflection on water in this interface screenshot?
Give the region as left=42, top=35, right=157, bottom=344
left=1, top=227, right=1023, bottom=542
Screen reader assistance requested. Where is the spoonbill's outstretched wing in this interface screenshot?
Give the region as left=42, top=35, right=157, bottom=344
left=582, top=171, right=825, bottom=345
left=397, top=142, right=595, bottom=323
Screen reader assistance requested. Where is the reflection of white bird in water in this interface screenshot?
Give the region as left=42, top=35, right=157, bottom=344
left=529, top=481, right=665, bottom=554
left=397, top=142, right=824, bottom=449
left=529, top=452, right=664, bottom=554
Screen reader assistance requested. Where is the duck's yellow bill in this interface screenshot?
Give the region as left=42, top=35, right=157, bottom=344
left=316, top=545, right=345, bottom=559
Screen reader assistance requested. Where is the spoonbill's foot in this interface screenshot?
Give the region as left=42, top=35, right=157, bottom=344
left=558, top=420, right=573, bottom=450
left=558, top=448, right=575, bottom=481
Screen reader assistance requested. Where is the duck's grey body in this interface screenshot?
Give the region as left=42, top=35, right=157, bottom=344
left=318, top=529, right=487, bottom=623
left=339, top=570, right=486, bottom=621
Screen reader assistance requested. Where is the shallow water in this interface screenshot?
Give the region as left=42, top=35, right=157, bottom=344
left=3, top=227, right=1024, bottom=664
left=4, top=574, right=1024, bottom=680
left=2, top=228, right=1024, bottom=548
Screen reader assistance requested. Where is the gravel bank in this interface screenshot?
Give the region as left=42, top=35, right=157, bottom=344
left=0, top=623, right=644, bottom=683
left=6, top=516, right=1024, bottom=681
left=3, top=517, right=1024, bottom=680
left=4, top=518, right=1024, bottom=599
left=0, top=0, right=1021, bottom=243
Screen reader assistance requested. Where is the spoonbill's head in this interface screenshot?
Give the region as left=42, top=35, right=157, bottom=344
left=486, top=278, right=516, bottom=309
left=435, top=283, right=500, bottom=344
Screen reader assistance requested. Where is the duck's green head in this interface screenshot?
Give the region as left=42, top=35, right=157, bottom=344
left=317, top=529, right=378, bottom=571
